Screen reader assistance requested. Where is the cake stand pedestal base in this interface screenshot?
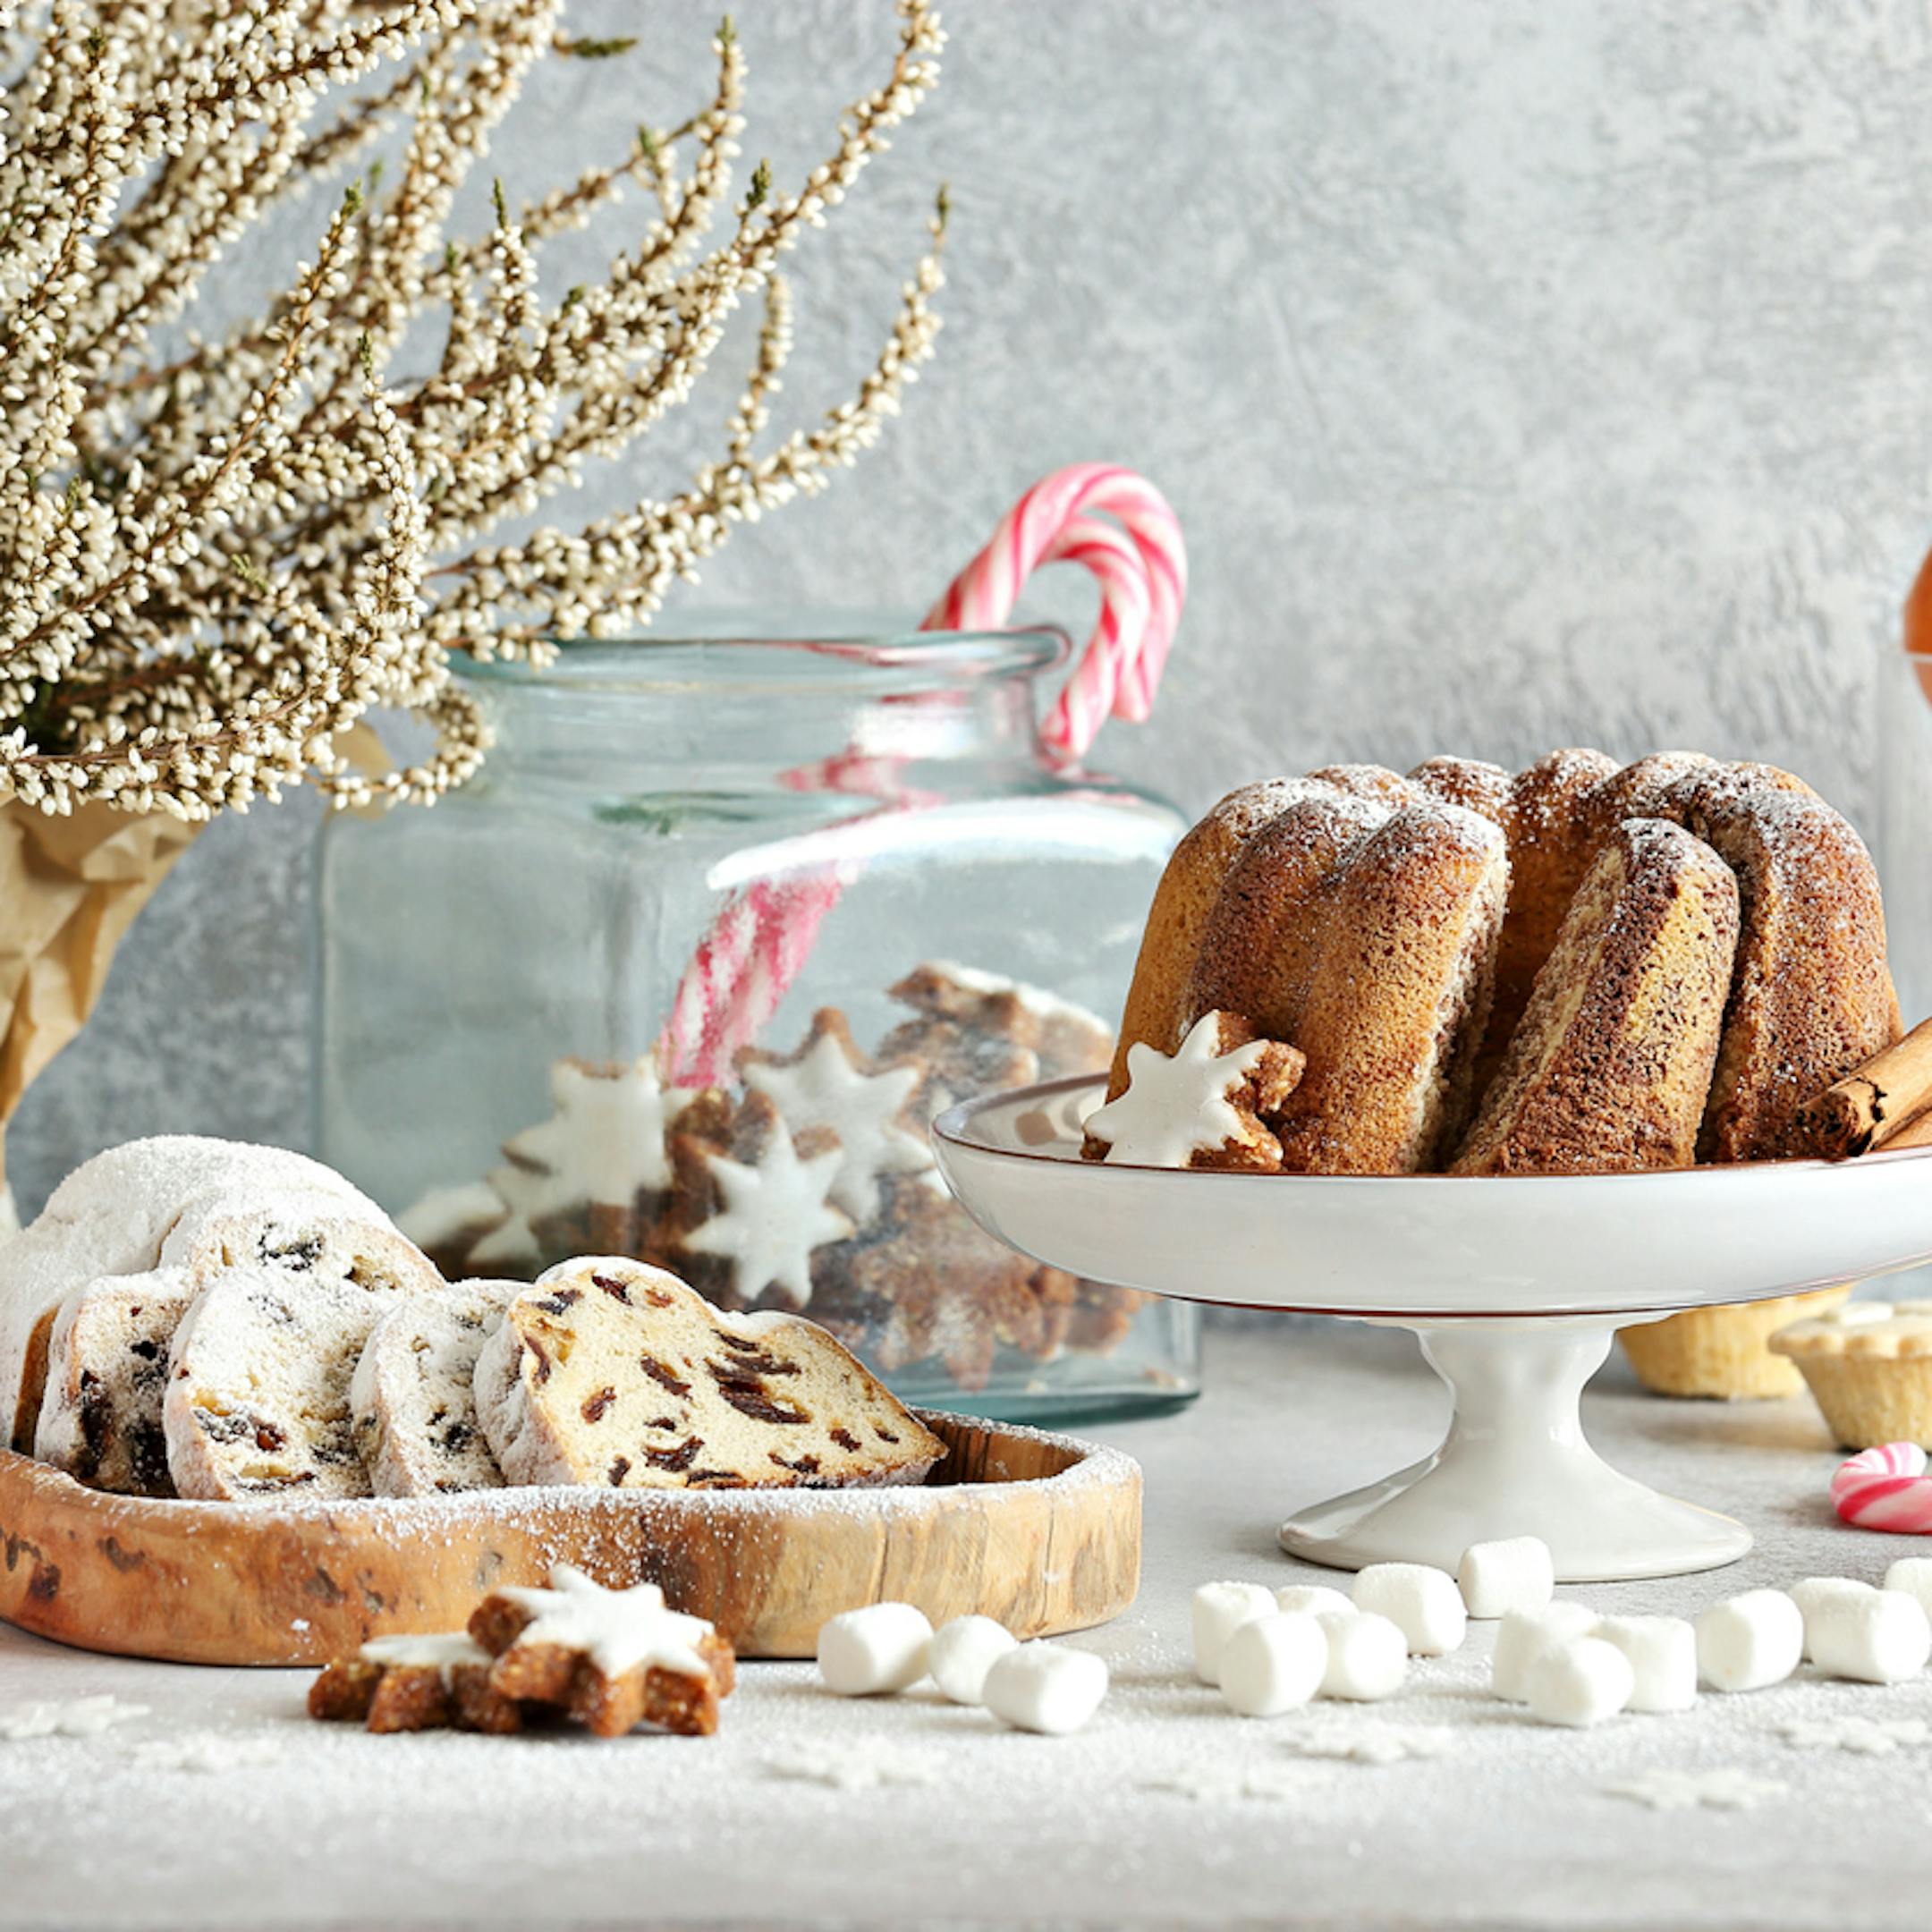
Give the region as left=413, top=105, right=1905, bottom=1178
left=1278, top=1318, right=1751, bottom=1581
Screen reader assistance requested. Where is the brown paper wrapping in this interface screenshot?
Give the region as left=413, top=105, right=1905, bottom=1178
left=0, top=801, right=200, bottom=1188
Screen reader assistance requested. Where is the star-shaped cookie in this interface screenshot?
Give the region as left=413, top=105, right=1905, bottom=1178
left=468, top=1563, right=736, bottom=1738
left=739, top=1010, right=933, bottom=1223
left=674, top=1093, right=854, bottom=1309
left=1082, top=1011, right=1306, bottom=1171
left=499, top=1052, right=689, bottom=1216
left=888, top=962, right=1113, bottom=1077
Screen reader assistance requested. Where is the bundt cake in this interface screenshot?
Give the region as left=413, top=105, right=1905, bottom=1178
left=1103, top=750, right=1898, bottom=1178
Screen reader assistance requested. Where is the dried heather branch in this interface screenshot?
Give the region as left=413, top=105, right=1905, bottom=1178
left=0, top=0, right=949, bottom=820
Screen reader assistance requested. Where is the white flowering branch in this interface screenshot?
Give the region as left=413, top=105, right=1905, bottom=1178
left=0, top=0, right=949, bottom=820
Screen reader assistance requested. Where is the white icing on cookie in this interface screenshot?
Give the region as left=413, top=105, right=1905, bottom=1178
left=679, top=1117, right=852, bottom=1308
left=360, top=1632, right=492, bottom=1674
left=743, top=1033, right=931, bottom=1222
left=469, top=1203, right=540, bottom=1268
left=1082, top=1013, right=1279, bottom=1166
left=501, top=1054, right=687, bottom=1211
left=395, top=1182, right=511, bottom=1251
left=495, top=1564, right=713, bottom=1680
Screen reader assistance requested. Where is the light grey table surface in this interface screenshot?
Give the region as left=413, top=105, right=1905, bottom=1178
left=0, top=1320, right=1920, bottom=1932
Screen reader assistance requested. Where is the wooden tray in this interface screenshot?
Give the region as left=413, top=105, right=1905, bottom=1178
left=0, top=1411, right=1140, bottom=1665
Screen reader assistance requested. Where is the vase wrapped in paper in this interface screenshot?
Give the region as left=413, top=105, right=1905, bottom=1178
left=0, top=808, right=200, bottom=1209
left=0, top=2, right=952, bottom=1185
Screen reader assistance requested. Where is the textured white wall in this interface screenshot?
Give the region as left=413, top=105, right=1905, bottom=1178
left=15, top=0, right=1932, bottom=1205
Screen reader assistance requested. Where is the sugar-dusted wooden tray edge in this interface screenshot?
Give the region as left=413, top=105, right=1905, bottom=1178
left=0, top=1411, right=1140, bottom=1665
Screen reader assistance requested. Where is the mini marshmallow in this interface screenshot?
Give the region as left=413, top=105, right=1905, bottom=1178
left=1220, top=1614, right=1327, bottom=1719
left=1809, top=1589, right=1931, bottom=1685
left=982, top=1642, right=1109, bottom=1735
left=928, top=1615, right=1018, bottom=1706
left=1456, top=1537, right=1555, bottom=1620
left=1884, top=1557, right=1932, bottom=1623
left=1790, top=1577, right=1877, bottom=1661
left=1191, top=1580, right=1278, bottom=1687
left=1352, top=1563, right=1467, bottom=1657
left=1695, top=1590, right=1802, bottom=1693
left=1316, top=1609, right=1407, bottom=1701
left=1590, top=1614, right=1698, bottom=1714
left=1526, top=1636, right=1634, bottom=1729
left=1491, top=1602, right=1597, bottom=1701
left=1275, top=1584, right=1354, bottom=1620
left=817, top=1603, right=934, bottom=1696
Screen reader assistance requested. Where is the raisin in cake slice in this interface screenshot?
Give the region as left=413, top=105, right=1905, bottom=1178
left=162, top=1191, right=436, bottom=1291
left=165, top=1262, right=445, bottom=1500
left=350, top=1278, right=521, bottom=1496
left=34, top=1267, right=194, bottom=1496
left=33, top=1193, right=436, bottom=1496
left=472, top=1258, right=945, bottom=1490
left=0, top=1137, right=385, bottom=1454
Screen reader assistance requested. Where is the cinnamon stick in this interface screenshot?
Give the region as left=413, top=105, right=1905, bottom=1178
left=1882, top=1105, right=1932, bottom=1154
left=1798, top=1016, right=1932, bottom=1157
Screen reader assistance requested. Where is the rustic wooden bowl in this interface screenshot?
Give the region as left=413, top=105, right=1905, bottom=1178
left=0, top=1411, right=1140, bottom=1665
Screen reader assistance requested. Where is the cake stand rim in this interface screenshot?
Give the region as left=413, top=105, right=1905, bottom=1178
left=930, top=1075, right=1932, bottom=1321
left=932, top=1073, right=1932, bottom=1185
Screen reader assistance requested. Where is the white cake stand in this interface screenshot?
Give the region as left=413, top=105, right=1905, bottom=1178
left=930, top=1076, right=1932, bottom=1581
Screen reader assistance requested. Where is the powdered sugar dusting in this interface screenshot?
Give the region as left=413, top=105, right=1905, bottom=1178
left=118, top=1732, right=286, bottom=1775
left=1777, top=1716, right=1929, bottom=1755
left=763, top=1741, right=943, bottom=1791
left=1282, top=1721, right=1456, bottom=1765
left=1601, top=1767, right=1791, bottom=1811
left=0, top=1694, right=148, bottom=1740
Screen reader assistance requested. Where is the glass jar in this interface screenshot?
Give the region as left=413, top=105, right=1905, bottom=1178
left=311, top=623, right=1196, bottom=1420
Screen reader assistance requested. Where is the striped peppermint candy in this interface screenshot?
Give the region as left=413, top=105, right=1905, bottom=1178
left=657, top=871, right=846, bottom=1088
left=1831, top=1442, right=1932, bottom=1530
left=922, top=462, right=1187, bottom=762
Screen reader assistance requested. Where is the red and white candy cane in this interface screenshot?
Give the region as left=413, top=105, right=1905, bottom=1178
left=657, top=464, right=1186, bottom=1083
left=922, top=462, right=1187, bottom=760
left=657, top=873, right=844, bottom=1088
left=1831, top=1442, right=1932, bottom=1531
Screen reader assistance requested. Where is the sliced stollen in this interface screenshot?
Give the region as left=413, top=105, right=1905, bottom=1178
left=165, top=1265, right=423, bottom=1499
left=35, top=1191, right=436, bottom=1498
left=351, top=1279, right=521, bottom=1496
left=162, top=1191, right=436, bottom=1292
left=0, top=1137, right=383, bottom=1453
left=472, top=1257, right=946, bottom=1490
left=34, top=1267, right=194, bottom=1496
